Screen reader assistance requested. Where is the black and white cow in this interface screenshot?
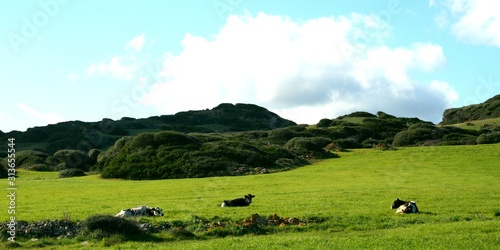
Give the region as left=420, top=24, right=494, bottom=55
left=390, top=198, right=419, bottom=214
left=115, top=206, right=164, bottom=218
left=220, top=194, right=255, bottom=207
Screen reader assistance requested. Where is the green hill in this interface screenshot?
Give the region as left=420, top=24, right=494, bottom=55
left=0, top=103, right=296, bottom=156
left=96, top=130, right=335, bottom=180
left=441, top=94, right=500, bottom=124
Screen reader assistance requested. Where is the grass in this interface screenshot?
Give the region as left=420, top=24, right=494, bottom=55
left=337, top=117, right=367, bottom=124
left=442, top=117, right=500, bottom=130
left=2, top=144, right=499, bottom=249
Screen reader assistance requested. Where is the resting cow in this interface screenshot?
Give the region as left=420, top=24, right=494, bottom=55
left=115, top=206, right=164, bottom=218
left=391, top=198, right=419, bottom=214
left=220, top=194, right=255, bottom=207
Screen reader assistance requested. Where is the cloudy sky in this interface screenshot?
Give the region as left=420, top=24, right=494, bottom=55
left=1, top=0, right=499, bottom=132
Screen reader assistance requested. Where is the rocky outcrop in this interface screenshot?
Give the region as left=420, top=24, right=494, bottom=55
left=1, top=220, right=81, bottom=239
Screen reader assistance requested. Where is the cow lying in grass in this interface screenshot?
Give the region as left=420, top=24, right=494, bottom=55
left=391, top=198, right=419, bottom=214
left=220, top=194, right=255, bottom=207
left=115, top=206, right=164, bottom=218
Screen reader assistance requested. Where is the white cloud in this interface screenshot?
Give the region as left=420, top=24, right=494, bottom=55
left=435, top=0, right=500, bottom=47
left=142, top=13, right=456, bottom=124
left=83, top=35, right=148, bottom=81
left=430, top=80, right=459, bottom=102
left=16, top=103, right=65, bottom=128
left=87, top=56, right=139, bottom=80
left=126, top=34, right=146, bottom=52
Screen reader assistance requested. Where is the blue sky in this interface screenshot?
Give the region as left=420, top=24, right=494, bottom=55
left=1, top=0, right=499, bottom=132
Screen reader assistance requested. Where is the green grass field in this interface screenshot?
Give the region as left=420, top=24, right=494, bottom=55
left=2, top=144, right=500, bottom=249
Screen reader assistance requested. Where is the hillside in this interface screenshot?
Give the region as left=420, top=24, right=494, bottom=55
left=441, top=94, right=500, bottom=124
left=2, top=96, right=500, bottom=180
left=95, top=130, right=335, bottom=180
left=81, top=109, right=500, bottom=180
left=0, top=103, right=296, bottom=156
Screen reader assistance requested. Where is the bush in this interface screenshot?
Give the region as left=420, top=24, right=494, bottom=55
left=0, top=160, right=7, bottom=178
left=80, top=215, right=142, bottom=239
left=285, top=137, right=335, bottom=159
left=317, top=119, right=333, bottom=128
left=16, top=150, right=49, bottom=169
left=285, top=137, right=324, bottom=152
left=338, top=111, right=376, bottom=118
left=332, top=138, right=362, bottom=149
left=27, top=164, right=56, bottom=171
left=268, top=128, right=302, bottom=144
left=129, top=133, right=155, bottom=149
left=477, top=131, right=500, bottom=144
left=440, top=133, right=477, bottom=145
left=87, top=149, right=101, bottom=165
left=53, top=149, right=89, bottom=170
left=59, top=168, right=86, bottom=178
left=393, top=123, right=444, bottom=147
left=153, top=131, right=200, bottom=147
left=100, top=129, right=313, bottom=180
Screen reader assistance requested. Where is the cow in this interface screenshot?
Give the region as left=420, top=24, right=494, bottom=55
left=220, top=194, right=255, bottom=207
left=391, top=198, right=419, bottom=214
left=115, top=206, right=164, bottom=218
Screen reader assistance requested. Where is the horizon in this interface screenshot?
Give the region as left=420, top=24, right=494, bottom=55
left=2, top=1, right=500, bottom=132
left=1, top=98, right=493, bottom=133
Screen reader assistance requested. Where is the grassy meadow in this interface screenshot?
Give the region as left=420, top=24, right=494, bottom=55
left=441, top=117, right=500, bottom=131
left=2, top=144, right=500, bottom=249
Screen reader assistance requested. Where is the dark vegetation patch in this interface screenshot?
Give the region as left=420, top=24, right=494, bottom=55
left=80, top=215, right=143, bottom=239
left=59, top=168, right=86, bottom=178
left=96, top=130, right=322, bottom=180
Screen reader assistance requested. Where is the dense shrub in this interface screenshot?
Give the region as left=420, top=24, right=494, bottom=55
left=59, top=168, right=86, bottom=178
left=16, top=150, right=49, bottom=168
left=285, top=137, right=324, bottom=152
left=338, top=111, right=377, bottom=118
left=440, top=133, right=477, bottom=145
left=392, top=123, right=444, bottom=147
left=0, top=160, right=7, bottom=178
left=332, top=138, right=362, bottom=149
left=87, top=148, right=100, bottom=165
left=100, top=129, right=314, bottom=180
left=477, top=131, right=500, bottom=144
left=376, top=111, right=397, bottom=119
left=268, top=126, right=311, bottom=144
left=27, top=164, right=57, bottom=171
left=285, top=137, right=335, bottom=159
left=52, top=149, right=90, bottom=171
left=80, top=215, right=142, bottom=239
left=317, top=118, right=333, bottom=128
left=154, top=131, right=201, bottom=147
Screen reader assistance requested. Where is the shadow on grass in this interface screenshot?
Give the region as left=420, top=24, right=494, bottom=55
left=418, top=211, right=438, bottom=215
